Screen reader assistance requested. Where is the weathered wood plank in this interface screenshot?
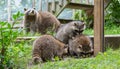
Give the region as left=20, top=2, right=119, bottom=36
left=59, top=0, right=63, bottom=7
left=86, top=0, right=90, bottom=4
left=66, top=3, right=94, bottom=10
left=52, top=0, right=56, bottom=13
left=8, top=0, right=11, bottom=23
left=94, top=0, right=104, bottom=56
left=55, top=4, right=67, bottom=17
left=16, top=35, right=120, bottom=50
left=39, top=0, right=42, bottom=11
left=46, top=0, right=49, bottom=11
left=32, top=0, right=36, bottom=8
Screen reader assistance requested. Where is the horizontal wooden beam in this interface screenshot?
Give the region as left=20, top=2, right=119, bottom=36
left=16, top=35, right=120, bottom=50
left=66, top=2, right=94, bottom=10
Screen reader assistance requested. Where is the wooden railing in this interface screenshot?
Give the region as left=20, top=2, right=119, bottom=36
left=39, top=0, right=94, bottom=14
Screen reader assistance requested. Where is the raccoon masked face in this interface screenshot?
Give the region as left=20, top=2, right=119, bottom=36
left=80, top=44, right=93, bottom=53
left=24, top=8, right=37, bottom=21
left=24, top=8, right=36, bottom=16
left=73, top=21, right=86, bottom=34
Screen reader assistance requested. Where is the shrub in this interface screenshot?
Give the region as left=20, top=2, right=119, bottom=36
left=0, top=11, right=24, bottom=69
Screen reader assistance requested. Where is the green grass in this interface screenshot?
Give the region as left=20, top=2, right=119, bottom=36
left=11, top=25, right=120, bottom=69
left=83, top=26, right=120, bottom=35
left=14, top=43, right=120, bottom=69
left=31, top=49, right=120, bottom=69
left=104, top=26, right=120, bottom=35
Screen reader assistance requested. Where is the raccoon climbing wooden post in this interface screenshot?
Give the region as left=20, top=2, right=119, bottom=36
left=94, top=0, right=104, bottom=56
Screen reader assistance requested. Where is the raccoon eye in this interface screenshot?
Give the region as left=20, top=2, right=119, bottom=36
left=74, top=23, right=77, bottom=26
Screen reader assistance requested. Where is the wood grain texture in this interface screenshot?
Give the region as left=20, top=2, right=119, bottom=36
left=94, top=0, right=104, bottom=56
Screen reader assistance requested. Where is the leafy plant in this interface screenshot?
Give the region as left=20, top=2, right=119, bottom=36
left=105, top=0, right=120, bottom=27
left=0, top=11, right=24, bottom=69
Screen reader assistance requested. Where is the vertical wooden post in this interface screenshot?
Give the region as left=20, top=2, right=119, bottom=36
left=59, top=0, right=63, bottom=7
left=39, top=0, right=42, bottom=11
left=86, top=0, right=90, bottom=4
left=94, top=0, right=104, bottom=56
left=46, top=0, right=49, bottom=11
left=52, top=0, right=55, bottom=13
left=32, top=0, right=36, bottom=8
left=80, top=0, right=82, bottom=3
left=8, top=0, right=11, bottom=23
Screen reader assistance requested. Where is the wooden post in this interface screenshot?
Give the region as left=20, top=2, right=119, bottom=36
left=86, top=0, right=90, bottom=4
left=39, top=0, right=42, bottom=11
left=52, top=0, right=55, bottom=13
left=8, top=0, right=11, bottom=23
left=46, top=0, right=48, bottom=11
left=59, top=0, right=63, bottom=7
left=32, top=0, right=36, bottom=8
left=80, top=0, right=82, bottom=3
left=94, top=0, right=104, bottom=56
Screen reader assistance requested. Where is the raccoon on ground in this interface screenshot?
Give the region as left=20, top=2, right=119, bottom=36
left=55, top=21, right=86, bottom=44
left=68, top=34, right=93, bottom=58
left=32, top=35, right=68, bottom=64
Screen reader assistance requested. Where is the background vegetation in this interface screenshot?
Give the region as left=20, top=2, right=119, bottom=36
left=0, top=0, right=120, bottom=69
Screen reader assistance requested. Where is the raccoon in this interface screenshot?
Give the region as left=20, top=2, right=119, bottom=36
left=55, top=21, right=86, bottom=44
left=32, top=35, right=68, bottom=64
left=23, top=8, right=60, bottom=34
left=68, top=34, right=93, bottom=57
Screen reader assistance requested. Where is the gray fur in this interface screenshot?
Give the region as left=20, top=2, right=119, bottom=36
left=55, top=21, right=86, bottom=44
left=68, top=34, right=93, bottom=57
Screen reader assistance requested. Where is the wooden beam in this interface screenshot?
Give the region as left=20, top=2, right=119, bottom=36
left=86, top=0, right=90, bottom=4
left=59, top=0, right=63, bottom=7
left=55, top=4, right=66, bottom=17
left=46, top=0, right=49, bottom=11
left=32, top=0, right=36, bottom=8
left=94, top=0, right=104, bottom=56
left=52, top=0, right=55, bottom=13
left=8, top=0, right=11, bottom=23
left=66, top=3, right=94, bottom=10
left=39, top=0, right=42, bottom=11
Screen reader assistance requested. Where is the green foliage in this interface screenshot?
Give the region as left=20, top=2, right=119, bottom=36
left=12, top=11, right=24, bottom=20
left=104, top=25, right=120, bottom=35
left=83, top=25, right=120, bottom=35
left=105, top=0, right=120, bottom=26
left=0, top=11, right=24, bottom=69
left=73, top=10, right=85, bottom=21
left=32, top=49, right=120, bottom=69
left=54, top=56, right=60, bottom=61
left=73, top=10, right=93, bottom=29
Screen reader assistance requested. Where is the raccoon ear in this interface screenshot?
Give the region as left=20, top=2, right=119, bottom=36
left=24, top=8, right=27, bottom=11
